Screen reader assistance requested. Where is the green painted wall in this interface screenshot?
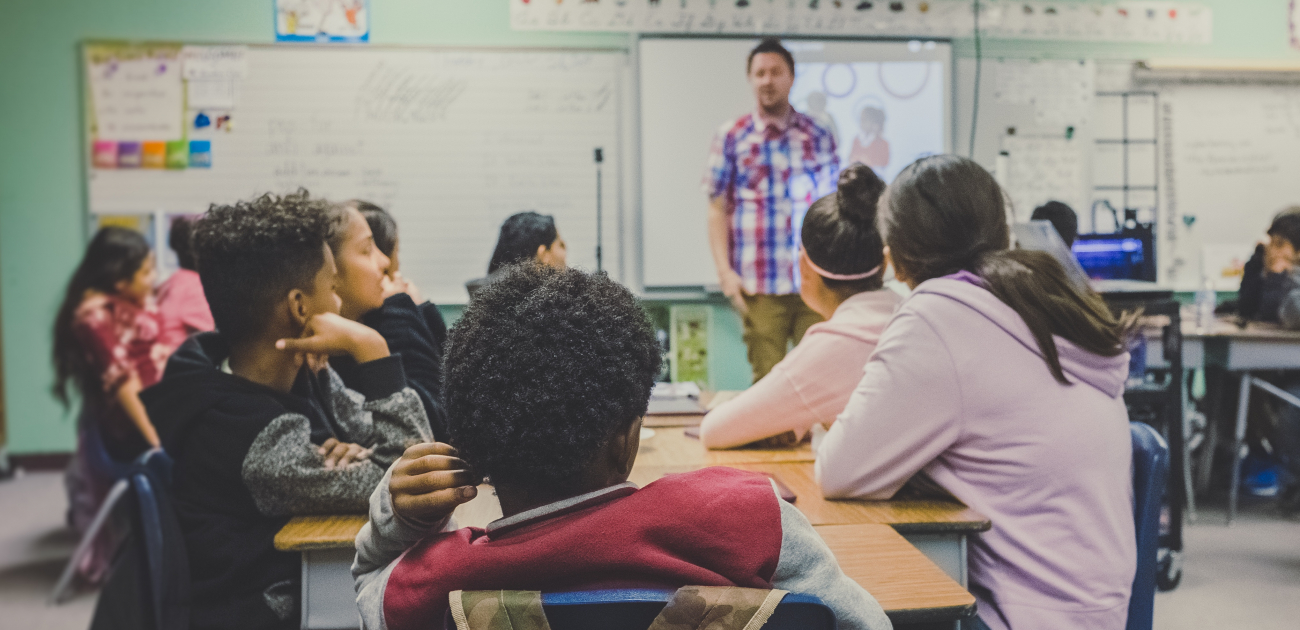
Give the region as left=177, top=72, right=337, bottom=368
left=2, top=0, right=1297, bottom=454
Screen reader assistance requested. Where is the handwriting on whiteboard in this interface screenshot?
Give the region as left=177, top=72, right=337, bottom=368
left=355, top=62, right=469, bottom=124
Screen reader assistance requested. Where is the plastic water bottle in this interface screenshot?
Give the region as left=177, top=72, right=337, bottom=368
left=1195, top=279, right=1217, bottom=330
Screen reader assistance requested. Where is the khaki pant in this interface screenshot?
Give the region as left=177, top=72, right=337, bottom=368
left=741, top=293, right=823, bottom=383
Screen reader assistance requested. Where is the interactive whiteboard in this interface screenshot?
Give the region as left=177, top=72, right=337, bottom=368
left=638, top=37, right=951, bottom=289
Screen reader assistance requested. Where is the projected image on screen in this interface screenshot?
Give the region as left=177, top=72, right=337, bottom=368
left=792, top=61, right=945, bottom=184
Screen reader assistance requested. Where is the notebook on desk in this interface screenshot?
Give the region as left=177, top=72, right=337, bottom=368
left=646, top=397, right=708, bottom=415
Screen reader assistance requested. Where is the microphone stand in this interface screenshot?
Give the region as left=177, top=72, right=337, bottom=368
left=594, top=147, right=604, bottom=272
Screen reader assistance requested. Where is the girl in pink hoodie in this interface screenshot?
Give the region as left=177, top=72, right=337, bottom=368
left=700, top=164, right=900, bottom=448
left=816, top=155, right=1136, bottom=630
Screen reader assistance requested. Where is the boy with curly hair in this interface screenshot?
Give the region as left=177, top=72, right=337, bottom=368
left=141, top=191, right=431, bottom=630
left=353, top=263, right=890, bottom=630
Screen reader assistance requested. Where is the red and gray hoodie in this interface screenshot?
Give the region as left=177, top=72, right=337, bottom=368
left=352, top=466, right=892, bottom=630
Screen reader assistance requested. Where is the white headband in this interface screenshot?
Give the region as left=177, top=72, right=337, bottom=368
left=801, top=248, right=882, bottom=281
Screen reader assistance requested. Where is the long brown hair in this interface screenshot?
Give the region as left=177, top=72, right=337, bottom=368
left=881, top=155, right=1124, bottom=384
left=52, top=227, right=152, bottom=406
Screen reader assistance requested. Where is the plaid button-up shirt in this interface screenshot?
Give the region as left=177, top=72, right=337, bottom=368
left=703, top=110, right=839, bottom=295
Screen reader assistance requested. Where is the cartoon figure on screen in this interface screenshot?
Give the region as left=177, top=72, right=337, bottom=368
left=848, top=97, right=890, bottom=171
left=804, top=91, right=840, bottom=145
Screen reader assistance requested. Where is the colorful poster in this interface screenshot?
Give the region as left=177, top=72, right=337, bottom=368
left=276, top=0, right=370, bottom=42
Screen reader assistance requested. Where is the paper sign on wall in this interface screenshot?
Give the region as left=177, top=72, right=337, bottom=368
left=276, top=0, right=369, bottom=42
left=181, top=45, right=248, bottom=109
left=87, top=48, right=184, bottom=142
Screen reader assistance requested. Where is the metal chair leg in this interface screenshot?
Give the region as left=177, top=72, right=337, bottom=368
left=49, top=479, right=129, bottom=604
left=1229, top=372, right=1251, bottom=525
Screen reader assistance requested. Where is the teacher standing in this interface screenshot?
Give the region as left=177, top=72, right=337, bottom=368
left=704, top=38, right=841, bottom=381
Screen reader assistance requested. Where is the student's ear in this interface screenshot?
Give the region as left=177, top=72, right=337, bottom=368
left=536, top=244, right=550, bottom=266
left=286, top=288, right=312, bottom=331
left=608, top=417, right=641, bottom=480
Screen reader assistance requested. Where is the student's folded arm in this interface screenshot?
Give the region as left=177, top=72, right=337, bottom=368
left=326, top=356, right=433, bottom=468
left=700, top=367, right=817, bottom=449
left=241, top=412, right=392, bottom=516
left=353, top=462, right=458, bottom=630
left=769, top=485, right=891, bottom=630
left=815, top=308, right=962, bottom=500
left=1278, top=272, right=1300, bottom=330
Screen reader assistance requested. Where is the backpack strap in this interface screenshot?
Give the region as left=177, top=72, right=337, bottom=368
left=646, top=586, right=789, bottom=630
left=448, top=590, right=551, bottom=630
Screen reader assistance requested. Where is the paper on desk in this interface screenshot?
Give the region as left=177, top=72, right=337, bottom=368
left=651, top=382, right=701, bottom=400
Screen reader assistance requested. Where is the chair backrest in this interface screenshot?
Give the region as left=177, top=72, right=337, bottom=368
left=90, top=449, right=191, bottom=630
left=446, top=589, right=835, bottom=630
left=1127, top=422, right=1169, bottom=630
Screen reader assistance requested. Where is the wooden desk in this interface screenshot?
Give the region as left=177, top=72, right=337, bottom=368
left=276, top=518, right=974, bottom=629
left=631, top=430, right=987, bottom=586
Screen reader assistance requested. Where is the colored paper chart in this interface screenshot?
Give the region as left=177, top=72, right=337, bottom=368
left=510, top=0, right=1212, bottom=44
left=86, top=43, right=190, bottom=170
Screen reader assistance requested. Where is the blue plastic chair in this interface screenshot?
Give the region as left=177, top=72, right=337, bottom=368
left=50, top=423, right=135, bottom=604
left=445, top=588, right=835, bottom=630
left=1127, top=422, right=1169, bottom=630
left=87, top=449, right=191, bottom=630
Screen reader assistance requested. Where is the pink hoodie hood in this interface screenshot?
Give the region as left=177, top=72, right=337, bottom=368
left=911, top=276, right=1129, bottom=399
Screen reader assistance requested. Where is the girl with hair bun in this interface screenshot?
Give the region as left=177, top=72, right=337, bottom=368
left=699, top=163, right=901, bottom=448
left=816, top=155, right=1135, bottom=630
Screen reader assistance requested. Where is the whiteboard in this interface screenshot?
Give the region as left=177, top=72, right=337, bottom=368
left=1163, top=85, right=1300, bottom=289
left=639, top=37, right=951, bottom=288
left=86, top=45, right=625, bottom=304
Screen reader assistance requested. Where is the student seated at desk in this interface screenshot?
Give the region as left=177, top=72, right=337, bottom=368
left=465, top=210, right=567, bottom=297
left=142, top=191, right=431, bottom=630
left=1239, top=207, right=1300, bottom=510
left=699, top=164, right=900, bottom=448
left=816, top=155, right=1135, bottom=630
left=327, top=200, right=451, bottom=441
left=354, top=264, right=890, bottom=630
left=1236, top=206, right=1300, bottom=324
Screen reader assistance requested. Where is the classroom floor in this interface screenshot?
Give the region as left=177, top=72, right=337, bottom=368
left=2, top=471, right=1299, bottom=630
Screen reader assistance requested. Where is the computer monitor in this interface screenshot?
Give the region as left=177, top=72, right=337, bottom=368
left=1072, top=228, right=1156, bottom=282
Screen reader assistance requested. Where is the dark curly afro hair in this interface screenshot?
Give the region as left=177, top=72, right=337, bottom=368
left=444, top=263, right=662, bottom=495
left=193, top=189, right=342, bottom=345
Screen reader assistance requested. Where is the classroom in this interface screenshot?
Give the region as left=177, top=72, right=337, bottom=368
left=2, top=1, right=1300, bottom=629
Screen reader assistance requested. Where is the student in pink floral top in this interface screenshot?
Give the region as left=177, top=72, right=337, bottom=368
left=52, top=226, right=168, bottom=582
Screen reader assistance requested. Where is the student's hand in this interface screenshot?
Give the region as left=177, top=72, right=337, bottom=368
left=389, top=442, right=479, bottom=528
left=276, top=312, right=389, bottom=363
left=382, top=272, right=423, bottom=304
left=719, top=268, right=749, bottom=314
left=318, top=437, right=372, bottom=470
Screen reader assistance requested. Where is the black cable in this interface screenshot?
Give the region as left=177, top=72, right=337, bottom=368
left=969, top=0, right=981, bottom=159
